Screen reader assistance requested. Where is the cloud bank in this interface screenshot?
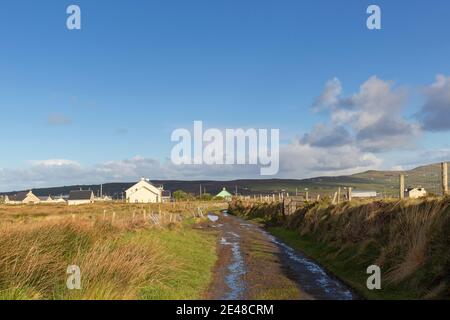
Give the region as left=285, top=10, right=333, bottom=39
left=417, top=75, right=450, bottom=132
left=2, top=75, right=449, bottom=191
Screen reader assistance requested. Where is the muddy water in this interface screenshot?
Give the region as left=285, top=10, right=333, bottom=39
left=260, top=229, right=354, bottom=300
left=208, top=210, right=356, bottom=300
left=219, top=232, right=246, bottom=300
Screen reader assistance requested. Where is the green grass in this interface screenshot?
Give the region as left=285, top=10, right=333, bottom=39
left=140, top=226, right=218, bottom=300
left=268, top=227, right=418, bottom=300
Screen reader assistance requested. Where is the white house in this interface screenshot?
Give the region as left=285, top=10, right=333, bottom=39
left=68, top=190, right=94, bottom=206
left=52, top=196, right=67, bottom=204
left=126, top=178, right=162, bottom=203
left=405, top=187, right=427, bottom=199
left=6, top=191, right=40, bottom=204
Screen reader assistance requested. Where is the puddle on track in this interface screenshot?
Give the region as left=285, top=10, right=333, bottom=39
left=219, top=231, right=246, bottom=300
left=214, top=213, right=355, bottom=300
left=259, top=229, right=355, bottom=300
left=207, top=213, right=219, bottom=222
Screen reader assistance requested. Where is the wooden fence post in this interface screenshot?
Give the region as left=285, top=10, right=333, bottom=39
left=399, top=174, right=405, bottom=199
left=442, top=162, right=448, bottom=196
left=337, top=187, right=341, bottom=204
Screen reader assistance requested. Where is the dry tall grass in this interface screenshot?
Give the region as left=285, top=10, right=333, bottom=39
left=0, top=218, right=171, bottom=300
left=0, top=201, right=227, bottom=300
left=0, top=201, right=227, bottom=224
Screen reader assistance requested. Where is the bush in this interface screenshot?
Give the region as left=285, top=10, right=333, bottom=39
left=173, top=190, right=194, bottom=201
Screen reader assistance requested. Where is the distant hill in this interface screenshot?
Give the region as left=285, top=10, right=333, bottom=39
left=1, top=163, right=447, bottom=198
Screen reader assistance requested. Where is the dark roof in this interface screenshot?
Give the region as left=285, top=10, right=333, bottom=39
left=406, top=187, right=424, bottom=191
left=10, top=191, right=29, bottom=202
left=69, top=190, right=93, bottom=200
left=162, top=190, right=172, bottom=197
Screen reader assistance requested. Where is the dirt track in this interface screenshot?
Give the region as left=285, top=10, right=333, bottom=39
left=202, top=211, right=355, bottom=300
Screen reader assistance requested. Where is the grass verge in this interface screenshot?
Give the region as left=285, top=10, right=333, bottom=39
left=0, top=213, right=218, bottom=300
left=140, top=227, right=217, bottom=299
left=231, top=197, right=450, bottom=300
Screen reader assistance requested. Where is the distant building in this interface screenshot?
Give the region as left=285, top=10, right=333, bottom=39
left=125, top=178, right=162, bottom=203
left=405, top=187, right=427, bottom=199
left=351, top=190, right=378, bottom=198
left=38, top=196, right=54, bottom=203
left=161, top=190, right=172, bottom=202
left=6, top=191, right=40, bottom=204
left=52, top=196, right=67, bottom=204
left=68, top=190, right=94, bottom=206
left=1, top=195, right=8, bottom=204
left=216, top=187, right=233, bottom=201
left=94, top=195, right=113, bottom=202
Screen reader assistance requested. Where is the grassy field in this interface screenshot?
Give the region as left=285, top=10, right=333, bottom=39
left=0, top=201, right=226, bottom=300
left=230, top=197, right=450, bottom=300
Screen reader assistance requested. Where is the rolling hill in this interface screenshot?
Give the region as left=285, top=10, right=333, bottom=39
left=1, top=163, right=447, bottom=198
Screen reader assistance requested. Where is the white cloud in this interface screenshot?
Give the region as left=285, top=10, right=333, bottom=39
left=29, top=159, right=81, bottom=167
left=308, top=76, right=421, bottom=152
left=312, top=77, right=342, bottom=112
left=300, top=124, right=352, bottom=147
left=279, top=140, right=382, bottom=178
left=418, top=74, right=450, bottom=131
left=0, top=147, right=382, bottom=191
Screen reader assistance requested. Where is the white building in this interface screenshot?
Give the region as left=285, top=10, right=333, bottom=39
left=126, top=178, right=162, bottom=203
left=405, top=187, right=427, bottom=199
left=6, top=191, right=40, bottom=204
left=94, top=195, right=113, bottom=202
left=38, top=196, right=54, bottom=204
left=68, top=190, right=94, bottom=206
left=351, top=190, right=378, bottom=198
left=52, top=197, right=67, bottom=204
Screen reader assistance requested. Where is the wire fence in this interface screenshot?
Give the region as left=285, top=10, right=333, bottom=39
left=234, top=162, right=449, bottom=203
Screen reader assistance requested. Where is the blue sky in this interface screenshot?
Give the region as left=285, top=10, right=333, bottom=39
left=1, top=0, right=450, bottom=190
